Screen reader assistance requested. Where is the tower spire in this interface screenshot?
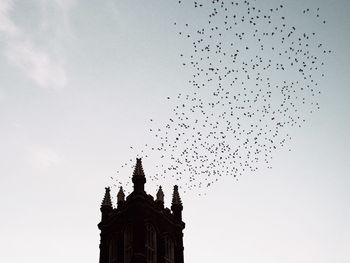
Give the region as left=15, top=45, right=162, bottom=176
left=132, top=158, right=146, bottom=193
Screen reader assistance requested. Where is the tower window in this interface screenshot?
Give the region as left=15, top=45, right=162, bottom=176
left=124, top=224, right=133, bottom=263
left=164, top=235, right=175, bottom=263
left=145, top=223, right=157, bottom=263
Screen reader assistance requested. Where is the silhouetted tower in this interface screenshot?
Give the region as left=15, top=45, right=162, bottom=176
left=98, top=158, right=185, bottom=263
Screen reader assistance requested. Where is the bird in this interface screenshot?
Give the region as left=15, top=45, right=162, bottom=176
left=110, top=0, right=331, bottom=196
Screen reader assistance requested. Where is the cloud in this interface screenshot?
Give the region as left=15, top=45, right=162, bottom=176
left=0, top=0, right=73, bottom=90
left=28, top=146, right=62, bottom=171
left=5, top=39, right=67, bottom=89
left=0, top=0, right=18, bottom=36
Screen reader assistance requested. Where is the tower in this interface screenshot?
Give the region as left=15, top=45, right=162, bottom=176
left=98, top=158, right=185, bottom=263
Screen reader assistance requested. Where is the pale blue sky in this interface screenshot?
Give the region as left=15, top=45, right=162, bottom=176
left=0, top=0, right=349, bottom=262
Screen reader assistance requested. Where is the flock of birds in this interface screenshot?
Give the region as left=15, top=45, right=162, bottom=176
left=110, top=0, right=331, bottom=196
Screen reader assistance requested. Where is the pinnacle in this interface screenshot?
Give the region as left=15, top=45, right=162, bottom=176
left=117, top=186, right=125, bottom=202
left=171, top=185, right=182, bottom=205
left=133, top=158, right=145, bottom=177
left=101, top=187, right=112, bottom=207
left=156, top=186, right=164, bottom=202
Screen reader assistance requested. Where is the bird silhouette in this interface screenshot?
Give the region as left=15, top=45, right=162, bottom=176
left=111, top=0, right=331, bottom=196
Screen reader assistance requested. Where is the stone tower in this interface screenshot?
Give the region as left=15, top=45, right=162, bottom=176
left=98, top=158, right=185, bottom=263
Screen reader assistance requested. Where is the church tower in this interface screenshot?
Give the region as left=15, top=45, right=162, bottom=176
left=98, top=158, right=185, bottom=263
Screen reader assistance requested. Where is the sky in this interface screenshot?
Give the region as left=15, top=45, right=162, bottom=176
left=0, top=0, right=349, bottom=262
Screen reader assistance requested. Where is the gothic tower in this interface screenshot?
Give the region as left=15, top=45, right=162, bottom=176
left=98, top=158, right=185, bottom=263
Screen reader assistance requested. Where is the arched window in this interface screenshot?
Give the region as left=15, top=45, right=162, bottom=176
left=145, top=223, right=157, bottom=263
left=109, top=238, right=117, bottom=263
left=124, top=224, right=133, bottom=263
left=164, top=235, right=175, bottom=263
